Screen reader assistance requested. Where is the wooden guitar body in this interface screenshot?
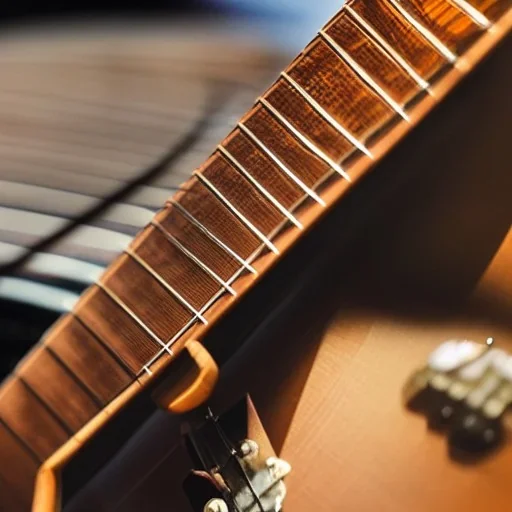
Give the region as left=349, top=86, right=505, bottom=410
left=61, top=35, right=512, bottom=511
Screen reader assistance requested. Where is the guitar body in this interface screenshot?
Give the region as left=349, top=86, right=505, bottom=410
left=63, top=35, right=512, bottom=511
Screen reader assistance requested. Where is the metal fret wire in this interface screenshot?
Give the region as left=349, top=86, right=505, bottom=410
left=448, top=0, right=491, bottom=28
left=193, top=170, right=280, bottom=254
left=237, top=122, right=327, bottom=206
left=117, top=1, right=494, bottom=374
left=216, top=145, right=304, bottom=229
left=167, top=198, right=257, bottom=274
left=344, top=5, right=430, bottom=90
left=124, top=248, right=209, bottom=323
left=150, top=219, right=237, bottom=295
left=258, top=98, right=352, bottom=182
left=279, top=71, right=374, bottom=158
left=385, top=0, right=458, bottom=62
left=318, top=30, right=409, bottom=120
left=95, top=282, right=174, bottom=357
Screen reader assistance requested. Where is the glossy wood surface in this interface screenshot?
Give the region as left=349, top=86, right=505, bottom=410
left=64, top=35, right=512, bottom=510
left=0, top=0, right=510, bottom=509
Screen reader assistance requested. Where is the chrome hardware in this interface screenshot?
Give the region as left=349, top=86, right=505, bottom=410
left=404, top=338, right=512, bottom=460
left=183, top=397, right=291, bottom=512
left=204, top=499, right=229, bottom=512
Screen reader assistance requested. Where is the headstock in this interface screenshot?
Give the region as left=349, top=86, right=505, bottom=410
left=404, top=339, right=512, bottom=459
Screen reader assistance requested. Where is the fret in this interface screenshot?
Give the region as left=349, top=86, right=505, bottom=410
left=0, top=377, right=70, bottom=460
left=140, top=315, right=200, bottom=372
left=16, top=347, right=100, bottom=432
left=461, top=0, right=510, bottom=21
left=74, top=287, right=162, bottom=373
left=175, top=178, right=263, bottom=260
left=164, top=200, right=257, bottom=275
left=287, top=38, right=395, bottom=139
left=124, top=248, right=208, bottom=324
left=0, top=422, right=39, bottom=509
left=346, top=1, right=448, bottom=81
left=151, top=218, right=237, bottom=294
left=96, top=281, right=176, bottom=355
left=200, top=154, right=286, bottom=236
left=450, top=0, right=492, bottom=26
left=386, top=0, right=482, bottom=58
left=259, top=98, right=352, bottom=182
left=343, top=7, right=430, bottom=89
left=17, top=377, right=73, bottom=435
left=45, top=315, right=134, bottom=403
left=99, top=255, right=196, bottom=342
left=242, top=105, right=333, bottom=193
left=323, top=12, right=423, bottom=105
left=318, top=30, right=409, bottom=119
left=279, top=72, right=373, bottom=158
left=223, top=130, right=305, bottom=211
left=133, top=223, right=231, bottom=302
left=264, top=79, right=359, bottom=165
left=237, top=122, right=326, bottom=206
left=387, top=0, right=457, bottom=61
left=217, top=144, right=303, bottom=229
left=193, top=170, right=280, bottom=254
left=241, top=106, right=332, bottom=187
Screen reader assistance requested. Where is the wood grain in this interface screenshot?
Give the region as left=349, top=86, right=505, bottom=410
left=465, top=0, right=511, bottom=20
left=200, top=154, right=285, bottom=234
left=0, top=379, right=70, bottom=461
left=243, top=105, right=330, bottom=187
left=174, top=178, right=261, bottom=259
left=155, top=205, right=242, bottom=282
left=398, top=0, right=482, bottom=53
left=133, top=226, right=222, bottom=310
left=264, top=79, right=356, bottom=164
left=325, top=11, right=421, bottom=104
left=0, top=0, right=510, bottom=509
left=16, top=348, right=100, bottom=433
left=74, top=287, right=160, bottom=373
left=0, top=423, right=39, bottom=510
left=224, top=130, right=305, bottom=209
left=349, top=0, right=449, bottom=79
left=288, top=38, right=395, bottom=139
left=100, top=255, right=194, bottom=341
left=66, top=36, right=511, bottom=511
left=46, top=316, right=134, bottom=404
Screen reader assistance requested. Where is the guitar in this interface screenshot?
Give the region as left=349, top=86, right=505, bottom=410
left=0, top=1, right=510, bottom=510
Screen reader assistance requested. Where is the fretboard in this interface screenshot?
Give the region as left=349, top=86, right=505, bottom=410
left=1, top=0, right=510, bottom=508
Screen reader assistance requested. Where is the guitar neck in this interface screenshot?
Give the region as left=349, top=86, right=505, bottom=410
left=1, top=0, right=510, bottom=508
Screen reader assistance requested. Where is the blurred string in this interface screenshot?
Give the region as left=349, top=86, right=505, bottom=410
left=0, top=84, right=229, bottom=278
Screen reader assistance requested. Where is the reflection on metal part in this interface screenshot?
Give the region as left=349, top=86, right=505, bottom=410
left=259, top=97, right=352, bottom=182
left=404, top=339, right=512, bottom=459
left=237, top=123, right=326, bottom=206
left=217, top=145, right=304, bottom=230
left=318, top=29, right=409, bottom=120
left=386, top=0, right=458, bottom=63
left=280, top=71, right=374, bottom=157
left=194, top=171, right=279, bottom=254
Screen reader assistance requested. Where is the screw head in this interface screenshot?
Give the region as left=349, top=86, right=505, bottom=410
left=204, top=498, right=229, bottom=512
left=238, top=439, right=258, bottom=458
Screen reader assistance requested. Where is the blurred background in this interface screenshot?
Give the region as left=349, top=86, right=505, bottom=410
left=0, top=1, right=341, bottom=379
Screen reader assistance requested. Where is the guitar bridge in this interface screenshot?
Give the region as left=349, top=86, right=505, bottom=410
left=182, top=396, right=291, bottom=512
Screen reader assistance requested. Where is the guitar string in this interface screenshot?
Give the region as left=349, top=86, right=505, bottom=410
left=138, top=0, right=492, bottom=372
